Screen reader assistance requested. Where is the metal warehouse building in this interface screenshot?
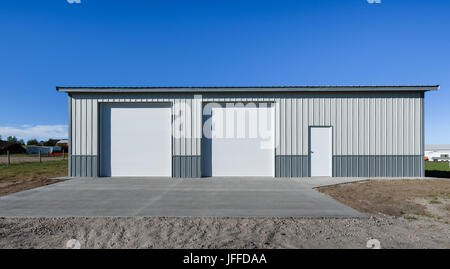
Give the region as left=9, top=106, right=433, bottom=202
left=57, top=85, right=438, bottom=178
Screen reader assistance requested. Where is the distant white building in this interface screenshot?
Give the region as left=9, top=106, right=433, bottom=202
left=425, top=145, right=450, bottom=161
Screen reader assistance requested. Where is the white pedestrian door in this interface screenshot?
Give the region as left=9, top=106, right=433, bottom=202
left=310, top=127, right=332, bottom=177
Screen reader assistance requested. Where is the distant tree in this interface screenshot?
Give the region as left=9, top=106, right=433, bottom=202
left=18, top=139, right=25, bottom=145
left=27, top=139, right=39, bottom=146
left=7, top=136, right=18, bottom=143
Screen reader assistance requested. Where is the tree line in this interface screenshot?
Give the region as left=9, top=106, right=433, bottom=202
left=0, top=135, right=60, bottom=146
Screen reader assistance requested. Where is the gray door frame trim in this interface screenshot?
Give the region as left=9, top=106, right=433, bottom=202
left=97, top=102, right=173, bottom=177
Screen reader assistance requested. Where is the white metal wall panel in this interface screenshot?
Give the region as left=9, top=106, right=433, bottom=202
left=92, top=99, right=98, bottom=155
left=272, top=92, right=422, bottom=157
left=86, top=99, right=92, bottom=156
left=386, top=98, right=392, bottom=155
left=80, top=99, right=86, bottom=155
left=71, top=97, right=76, bottom=155
left=75, top=99, right=81, bottom=155
left=302, top=99, right=308, bottom=155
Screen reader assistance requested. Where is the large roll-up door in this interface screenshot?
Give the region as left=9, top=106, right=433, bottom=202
left=100, top=103, right=172, bottom=177
left=202, top=103, right=275, bottom=176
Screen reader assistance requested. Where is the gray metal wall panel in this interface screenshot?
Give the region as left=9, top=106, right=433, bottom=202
left=90, top=156, right=96, bottom=177
left=333, top=155, right=422, bottom=177
left=69, top=155, right=73, bottom=177
left=275, top=156, right=308, bottom=177
left=87, top=157, right=92, bottom=177
left=80, top=156, right=86, bottom=177
left=172, top=156, right=201, bottom=178
left=69, top=155, right=97, bottom=177
left=180, top=156, right=185, bottom=176
left=173, top=157, right=180, bottom=177
left=75, top=156, right=81, bottom=177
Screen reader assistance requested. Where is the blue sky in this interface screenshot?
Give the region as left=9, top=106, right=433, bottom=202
left=0, top=0, right=448, bottom=143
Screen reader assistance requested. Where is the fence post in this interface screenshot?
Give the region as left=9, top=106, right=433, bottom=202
left=7, top=150, right=10, bottom=166
left=39, top=150, right=41, bottom=163
left=62, top=149, right=65, bottom=160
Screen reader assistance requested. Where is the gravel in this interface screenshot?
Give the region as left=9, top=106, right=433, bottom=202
left=0, top=215, right=448, bottom=249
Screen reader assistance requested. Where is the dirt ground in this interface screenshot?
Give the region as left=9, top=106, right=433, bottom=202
left=0, top=215, right=448, bottom=249
left=0, top=178, right=63, bottom=197
left=317, top=179, right=450, bottom=223
left=0, top=160, right=67, bottom=197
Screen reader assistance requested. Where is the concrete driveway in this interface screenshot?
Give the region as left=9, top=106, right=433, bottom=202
left=0, top=177, right=365, bottom=217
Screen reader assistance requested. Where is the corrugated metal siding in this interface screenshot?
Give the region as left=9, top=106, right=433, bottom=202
left=272, top=92, right=423, bottom=177
left=332, top=155, right=422, bottom=177
left=274, top=92, right=423, bottom=156
left=275, top=156, right=308, bottom=177
left=68, top=91, right=424, bottom=178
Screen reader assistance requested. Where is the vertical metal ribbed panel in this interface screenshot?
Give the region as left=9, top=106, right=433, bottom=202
left=68, top=91, right=424, bottom=178
left=275, top=92, right=423, bottom=157
left=333, top=155, right=423, bottom=177
left=273, top=92, right=423, bottom=177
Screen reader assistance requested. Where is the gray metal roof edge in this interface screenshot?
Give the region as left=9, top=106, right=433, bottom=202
left=56, top=85, right=440, bottom=93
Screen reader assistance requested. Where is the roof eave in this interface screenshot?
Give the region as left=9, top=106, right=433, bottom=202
left=56, top=85, right=440, bottom=93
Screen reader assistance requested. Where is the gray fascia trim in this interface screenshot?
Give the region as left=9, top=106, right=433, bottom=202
left=56, top=85, right=440, bottom=93
left=68, top=94, right=72, bottom=177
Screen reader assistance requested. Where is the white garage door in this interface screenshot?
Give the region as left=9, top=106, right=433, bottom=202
left=203, top=104, right=275, bottom=176
left=100, top=103, right=172, bottom=177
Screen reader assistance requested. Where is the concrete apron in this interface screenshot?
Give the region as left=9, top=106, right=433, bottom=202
left=0, top=177, right=368, bottom=218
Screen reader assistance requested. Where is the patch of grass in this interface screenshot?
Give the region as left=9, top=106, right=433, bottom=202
left=425, top=161, right=450, bottom=172
left=429, top=200, right=442, bottom=204
left=0, top=160, right=68, bottom=178
left=425, top=161, right=450, bottom=178
left=0, top=160, right=67, bottom=196
left=403, top=215, right=418, bottom=221
left=416, top=210, right=438, bottom=219
left=441, top=192, right=450, bottom=199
